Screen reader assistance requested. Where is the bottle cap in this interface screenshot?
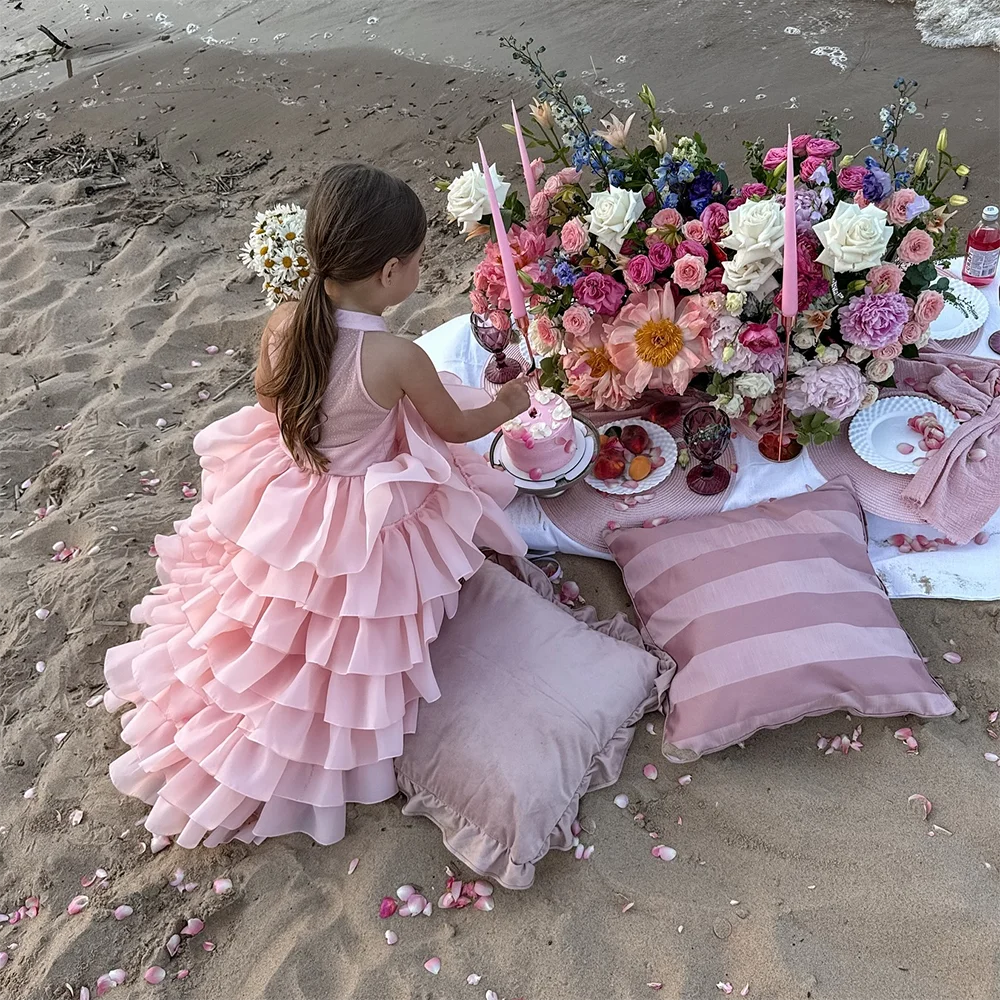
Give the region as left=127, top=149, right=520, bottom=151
left=984, top=205, right=999, bottom=222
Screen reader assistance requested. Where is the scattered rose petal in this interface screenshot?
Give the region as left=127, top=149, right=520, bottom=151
left=165, top=934, right=181, bottom=958
left=0, top=953, right=8, bottom=970
left=622, top=901, right=635, bottom=913
left=205, top=346, right=219, bottom=355
left=86, top=693, right=105, bottom=708
left=896, top=442, right=913, bottom=455
left=23, top=787, right=35, bottom=799
left=741, top=986, right=750, bottom=997
left=473, top=896, right=495, bottom=911
left=473, top=880, right=493, bottom=897
left=583, top=845, right=595, bottom=860
left=155, top=418, right=167, bottom=429
left=467, top=974, right=482, bottom=986
left=646, top=722, right=655, bottom=735
left=985, top=753, right=1000, bottom=763
left=648, top=985, right=663, bottom=991
left=643, top=764, right=658, bottom=780
left=67, top=895, right=89, bottom=915
left=943, top=651, right=962, bottom=664
left=613, top=794, right=629, bottom=808
left=212, top=878, right=232, bottom=895
left=95, top=975, right=113, bottom=997
left=677, top=774, right=692, bottom=786
left=396, top=884, right=415, bottom=901
left=150, top=835, right=171, bottom=854
left=202, top=942, right=215, bottom=952
left=379, top=897, right=397, bottom=919
left=384, top=930, right=398, bottom=945
left=114, top=905, right=133, bottom=920
left=651, top=845, right=677, bottom=861
left=175, top=971, right=189, bottom=981
left=180, top=483, right=198, bottom=500
left=144, top=967, right=166, bottom=985
left=718, top=984, right=734, bottom=995
left=574, top=844, right=585, bottom=859
left=423, top=957, right=441, bottom=975
left=907, top=793, right=932, bottom=820
left=571, top=820, right=581, bottom=837
left=108, top=970, right=126, bottom=985
left=181, top=918, right=204, bottom=936
left=894, top=727, right=913, bottom=740
left=35, top=608, right=50, bottom=620
left=347, top=857, right=359, bottom=875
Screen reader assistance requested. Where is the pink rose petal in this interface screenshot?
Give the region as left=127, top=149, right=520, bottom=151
left=144, top=967, right=166, bottom=985
left=379, top=897, right=397, bottom=919
left=643, top=764, right=658, bottom=780
left=114, top=905, right=133, bottom=920
left=181, top=918, right=204, bottom=937
left=165, top=934, right=181, bottom=958
left=67, top=895, right=89, bottom=915
left=677, top=774, right=692, bottom=786
left=213, top=878, right=232, bottom=895
left=347, top=857, right=359, bottom=875
left=384, top=930, right=398, bottom=945
left=943, top=651, right=962, bottom=664
left=423, top=957, right=441, bottom=975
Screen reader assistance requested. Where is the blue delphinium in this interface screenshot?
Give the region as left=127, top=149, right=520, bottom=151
left=608, top=168, right=625, bottom=187
left=553, top=260, right=579, bottom=287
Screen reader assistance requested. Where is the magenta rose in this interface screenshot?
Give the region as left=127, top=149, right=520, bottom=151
left=897, top=229, right=935, bottom=265
left=886, top=189, right=918, bottom=226
left=701, top=266, right=727, bottom=294
left=676, top=238, right=709, bottom=262
left=560, top=217, right=589, bottom=255
left=573, top=271, right=627, bottom=315
left=700, top=202, right=730, bottom=241
left=837, top=166, right=868, bottom=192
left=626, top=254, right=655, bottom=287
left=652, top=207, right=683, bottom=229
left=792, top=134, right=812, bottom=155
left=682, top=220, right=708, bottom=244
left=673, top=254, right=707, bottom=292
left=800, top=156, right=828, bottom=180
left=762, top=146, right=786, bottom=170
left=741, top=182, right=770, bottom=198
left=872, top=341, right=903, bottom=361
left=739, top=321, right=781, bottom=354
left=562, top=303, right=594, bottom=342
left=899, top=320, right=925, bottom=345
left=806, top=136, right=840, bottom=157
left=647, top=241, right=674, bottom=271
left=914, top=289, right=945, bottom=325
left=867, top=263, right=904, bottom=294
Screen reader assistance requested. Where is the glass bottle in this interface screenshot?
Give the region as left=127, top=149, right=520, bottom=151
left=961, top=205, right=1000, bottom=287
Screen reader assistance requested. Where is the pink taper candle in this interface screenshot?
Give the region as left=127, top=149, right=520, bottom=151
left=477, top=139, right=527, bottom=321
left=511, top=100, right=538, bottom=203
left=780, top=125, right=798, bottom=318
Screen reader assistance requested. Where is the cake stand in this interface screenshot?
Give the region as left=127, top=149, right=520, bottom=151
left=488, top=415, right=600, bottom=498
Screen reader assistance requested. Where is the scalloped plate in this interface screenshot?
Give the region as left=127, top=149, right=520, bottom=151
left=586, top=418, right=678, bottom=495
left=848, top=395, right=959, bottom=476
left=929, top=276, right=990, bottom=342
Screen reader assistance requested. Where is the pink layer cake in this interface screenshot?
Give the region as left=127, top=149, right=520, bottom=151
left=501, top=389, right=577, bottom=480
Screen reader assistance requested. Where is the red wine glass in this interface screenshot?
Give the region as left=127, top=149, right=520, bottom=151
left=682, top=405, right=731, bottom=496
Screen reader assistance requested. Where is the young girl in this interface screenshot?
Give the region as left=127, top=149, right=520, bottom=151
left=103, top=163, right=530, bottom=847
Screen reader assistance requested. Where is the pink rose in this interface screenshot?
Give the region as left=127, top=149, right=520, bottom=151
left=573, top=271, right=627, bottom=315
left=672, top=254, right=707, bottom=292
left=532, top=314, right=558, bottom=350
left=837, top=166, right=868, bottom=192
left=867, top=263, right=904, bottom=294
left=562, top=303, right=594, bottom=343
left=805, top=136, right=840, bottom=157
left=530, top=157, right=545, bottom=184
left=543, top=167, right=581, bottom=195
left=625, top=254, right=655, bottom=287
left=676, top=239, right=709, bottom=262
left=886, top=189, right=918, bottom=226
left=560, top=217, right=589, bottom=255
left=800, top=156, right=828, bottom=180
left=914, top=289, right=945, bottom=326
left=700, top=201, right=730, bottom=241
left=488, top=309, right=511, bottom=332
left=647, top=241, right=674, bottom=271
left=651, top=207, right=683, bottom=230
left=899, top=320, right=925, bottom=345
left=529, top=191, right=550, bottom=221
left=739, top=321, right=781, bottom=354
left=682, top=220, right=708, bottom=244
left=727, top=194, right=748, bottom=211
left=853, top=191, right=870, bottom=208
left=872, top=341, right=903, bottom=360
left=897, top=229, right=935, bottom=265
left=762, top=146, right=786, bottom=170
left=701, top=266, right=727, bottom=294
left=469, top=289, right=488, bottom=315
left=741, top=182, right=770, bottom=198
left=792, top=134, right=813, bottom=155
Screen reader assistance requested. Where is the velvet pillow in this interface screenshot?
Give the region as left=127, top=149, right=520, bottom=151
left=395, top=557, right=672, bottom=889
left=607, top=477, right=955, bottom=763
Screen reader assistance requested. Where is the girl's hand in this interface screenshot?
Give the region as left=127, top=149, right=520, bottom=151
left=495, top=376, right=531, bottom=420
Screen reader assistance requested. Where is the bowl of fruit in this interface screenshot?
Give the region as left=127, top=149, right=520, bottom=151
left=585, top=418, right=678, bottom=495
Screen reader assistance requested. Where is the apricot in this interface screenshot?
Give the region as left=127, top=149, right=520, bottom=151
left=593, top=453, right=626, bottom=481
left=628, top=455, right=652, bottom=481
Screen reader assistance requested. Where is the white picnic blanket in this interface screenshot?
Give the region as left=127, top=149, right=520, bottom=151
left=416, top=267, right=1000, bottom=600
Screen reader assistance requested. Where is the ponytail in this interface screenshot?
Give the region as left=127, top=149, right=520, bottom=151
left=258, top=276, right=339, bottom=474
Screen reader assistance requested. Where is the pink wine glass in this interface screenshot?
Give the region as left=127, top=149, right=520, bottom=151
left=471, top=312, right=526, bottom=386
left=682, top=405, right=731, bottom=496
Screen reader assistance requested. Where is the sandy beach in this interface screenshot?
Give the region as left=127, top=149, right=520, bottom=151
left=2, top=2, right=1000, bottom=998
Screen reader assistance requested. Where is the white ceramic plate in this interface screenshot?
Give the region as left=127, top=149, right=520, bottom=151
left=848, top=395, right=959, bottom=476
left=928, top=276, right=989, bottom=341
left=585, top=418, right=678, bottom=495
left=495, top=417, right=597, bottom=493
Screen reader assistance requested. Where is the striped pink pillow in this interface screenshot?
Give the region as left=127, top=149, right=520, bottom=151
left=608, top=478, right=955, bottom=762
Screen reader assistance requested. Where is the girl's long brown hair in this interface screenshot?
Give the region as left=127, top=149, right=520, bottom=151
left=259, top=163, right=426, bottom=472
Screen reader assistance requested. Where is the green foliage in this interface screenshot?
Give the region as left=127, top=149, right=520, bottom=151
left=793, top=412, right=841, bottom=447
left=538, top=355, right=568, bottom=394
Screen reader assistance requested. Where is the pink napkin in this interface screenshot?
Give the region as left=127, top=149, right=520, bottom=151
left=894, top=345, right=1000, bottom=543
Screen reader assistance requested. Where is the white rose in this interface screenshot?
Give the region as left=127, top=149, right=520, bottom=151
left=719, top=198, right=785, bottom=260
left=725, top=291, right=746, bottom=314
left=915, top=330, right=931, bottom=349
left=813, top=201, right=893, bottom=273
left=720, top=393, right=746, bottom=418
left=845, top=345, right=871, bottom=363
left=787, top=350, right=807, bottom=373
left=446, top=162, right=511, bottom=234
left=586, top=187, right=645, bottom=254
left=818, top=343, right=843, bottom=366
left=865, top=358, right=895, bottom=382
left=733, top=372, right=775, bottom=399
left=792, top=329, right=818, bottom=350
left=721, top=250, right=781, bottom=294
left=859, top=384, right=880, bottom=409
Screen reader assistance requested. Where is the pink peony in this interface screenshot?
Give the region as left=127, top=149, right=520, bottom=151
left=470, top=289, right=488, bottom=315
left=837, top=166, right=868, bottom=192
left=676, top=239, right=709, bottom=262
left=805, top=136, right=840, bottom=157
left=647, top=241, right=674, bottom=271
left=762, top=146, right=786, bottom=170
left=839, top=290, right=910, bottom=349
left=543, top=167, right=581, bottom=196
left=626, top=254, right=655, bottom=287
left=872, top=341, right=903, bottom=361
left=563, top=343, right=630, bottom=410
left=741, top=182, right=770, bottom=198
left=560, top=217, right=589, bottom=255
left=672, top=254, right=707, bottom=292
left=606, top=284, right=709, bottom=395
left=652, top=207, right=683, bottom=230
left=682, top=220, right=708, bottom=244
left=914, top=289, right=945, bottom=326
left=897, top=229, right=935, bottom=264
left=488, top=309, right=511, bottom=332
left=700, top=202, right=730, bottom=241
left=899, top=320, right=925, bottom=345
left=573, top=271, right=627, bottom=315
left=786, top=361, right=867, bottom=421
left=886, top=189, right=918, bottom=226
left=867, top=263, right=904, bottom=294
left=739, top=320, right=781, bottom=354
left=562, top=303, right=596, bottom=345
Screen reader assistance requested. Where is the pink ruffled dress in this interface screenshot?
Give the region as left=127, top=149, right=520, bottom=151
left=103, top=309, right=526, bottom=847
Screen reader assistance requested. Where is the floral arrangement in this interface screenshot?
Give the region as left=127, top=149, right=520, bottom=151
left=240, top=203, right=311, bottom=308
left=705, top=77, right=970, bottom=444
left=442, top=37, right=735, bottom=409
